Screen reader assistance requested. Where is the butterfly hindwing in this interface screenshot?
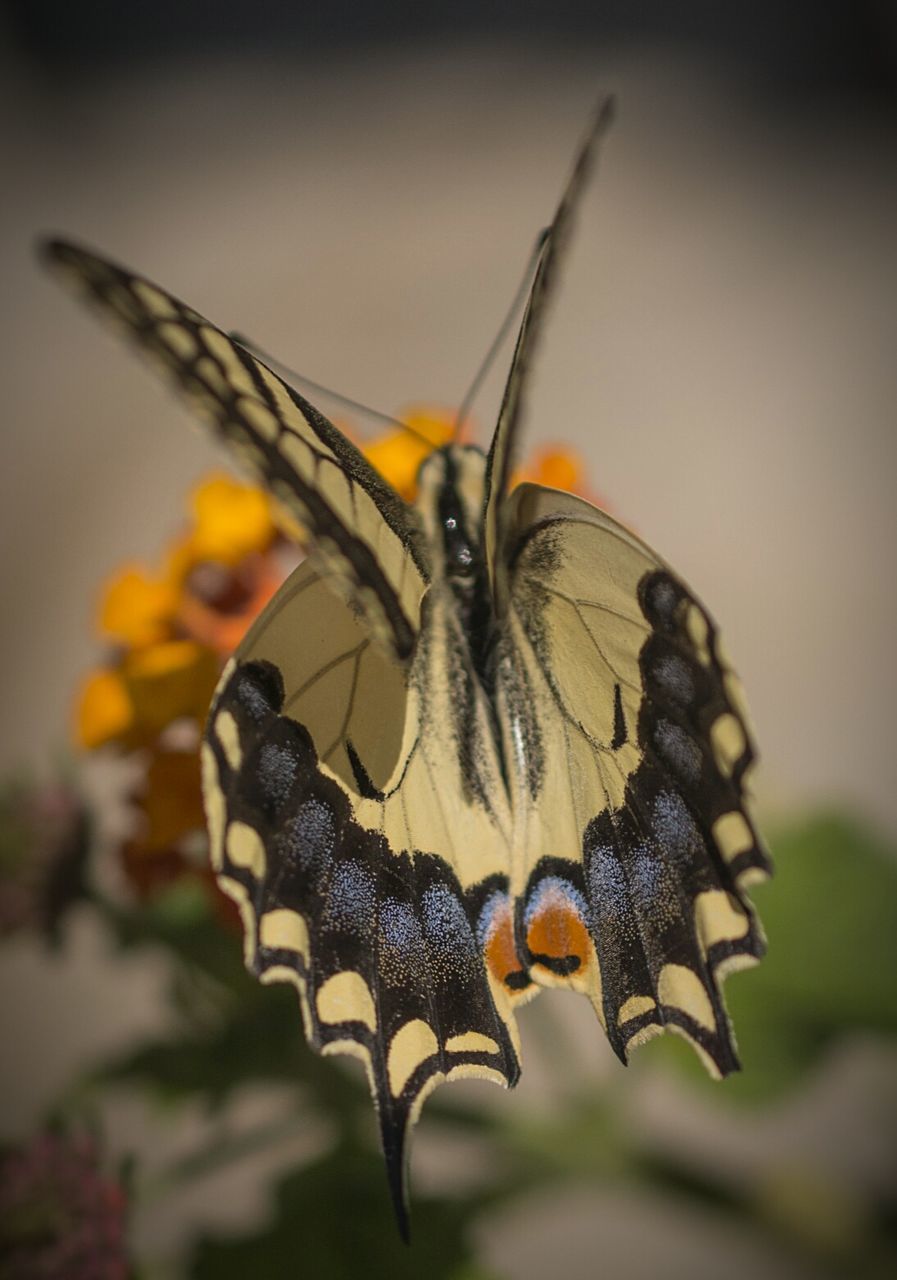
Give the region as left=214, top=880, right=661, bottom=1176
left=41, top=239, right=429, bottom=662
left=203, top=558, right=523, bottom=1235
left=497, top=484, right=770, bottom=1075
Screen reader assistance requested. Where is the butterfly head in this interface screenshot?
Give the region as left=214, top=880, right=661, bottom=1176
left=415, top=445, right=494, bottom=643
left=415, top=445, right=486, bottom=573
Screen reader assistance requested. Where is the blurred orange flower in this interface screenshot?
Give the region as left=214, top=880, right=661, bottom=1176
left=186, top=472, right=278, bottom=566
left=76, top=669, right=134, bottom=751
left=123, top=640, right=220, bottom=738
left=364, top=406, right=462, bottom=501
left=136, top=749, right=206, bottom=851
left=178, top=554, right=282, bottom=657
left=512, top=443, right=599, bottom=503
left=99, top=564, right=178, bottom=649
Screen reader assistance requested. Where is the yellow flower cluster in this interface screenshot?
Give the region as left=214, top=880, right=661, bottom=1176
left=76, top=473, right=282, bottom=751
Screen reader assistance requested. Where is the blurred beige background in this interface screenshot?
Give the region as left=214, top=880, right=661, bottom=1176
left=3, top=44, right=896, bottom=829
left=1, top=24, right=896, bottom=1279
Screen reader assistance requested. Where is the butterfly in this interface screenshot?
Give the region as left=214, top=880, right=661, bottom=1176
left=42, top=99, right=770, bottom=1236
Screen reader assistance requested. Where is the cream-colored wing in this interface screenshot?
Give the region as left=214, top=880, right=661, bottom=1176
left=496, top=483, right=771, bottom=1077
left=42, top=239, right=428, bottom=661
left=203, top=561, right=524, bottom=1235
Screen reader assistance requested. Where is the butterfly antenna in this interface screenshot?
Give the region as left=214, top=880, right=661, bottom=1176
left=452, top=227, right=550, bottom=441
left=229, top=330, right=437, bottom=449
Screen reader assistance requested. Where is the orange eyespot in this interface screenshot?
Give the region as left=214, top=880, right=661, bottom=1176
left=482, top=896, right=530, bottom=995
left=526, top=890, right=591, bottom=972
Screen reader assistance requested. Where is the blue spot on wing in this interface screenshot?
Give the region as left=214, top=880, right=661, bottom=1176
left=651, top=790, right=703, bottom=865
left=256, top=740, right=302, bottom=810
left=476, top=889, right=508, bottom=948
left=421, top=883, right=477, bottom=981
left=653, top=654, right=694, bottom=705
left=379, top=897, right=425, bottom=986
left=523, top=875, right=589, bottom=928
left=277, top=797, right=336, bottom=880
left=323, top=860, right=376, bottom=935
left=653, top=720, right=702, bottom=784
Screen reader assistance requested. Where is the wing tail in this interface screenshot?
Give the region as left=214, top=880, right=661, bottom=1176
left=204, top=652, right=521, bottom=1231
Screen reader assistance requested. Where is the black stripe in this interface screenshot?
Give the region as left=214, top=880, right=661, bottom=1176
left=611, top=682, right=627, bottom=749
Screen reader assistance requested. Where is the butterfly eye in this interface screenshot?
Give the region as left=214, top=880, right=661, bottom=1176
left=439, top=502, right=477, bottom=577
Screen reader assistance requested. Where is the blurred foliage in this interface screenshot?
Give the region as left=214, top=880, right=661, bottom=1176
left=3, top=804, right=881, bottom=1278
left=3, top=762, right=897, bottom=1277
left=189, top=1146, right=500, bottom=1280
left=3, top=429, right=896, bottom=1274
left=0, top=1127, right=131, bottom=1280
left=0, top=775, right=91, bottom=944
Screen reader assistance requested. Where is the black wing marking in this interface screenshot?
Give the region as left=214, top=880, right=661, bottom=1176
left=203, top=561, right=523, bottom=1235
left=41, top=238, right=429, bottom=661
left=204, top=656, right=520, bottom=1237
left=498, top=484, right=770, bottom=1077
left=482, top=97, right=615, bottom=598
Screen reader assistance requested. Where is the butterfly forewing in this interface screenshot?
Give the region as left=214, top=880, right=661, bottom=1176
left=497, top=483, right=770, bottom=1074
left=41, top=239, right=429, bottom=662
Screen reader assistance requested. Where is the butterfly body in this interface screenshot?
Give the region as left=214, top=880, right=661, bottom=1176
left=43, top=99, right=770, bottom=1235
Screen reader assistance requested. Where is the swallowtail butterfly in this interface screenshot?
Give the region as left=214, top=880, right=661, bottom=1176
left=42, top=101, right=770, bottom=1235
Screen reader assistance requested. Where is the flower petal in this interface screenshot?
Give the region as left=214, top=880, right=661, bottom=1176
left=123, top=640, right=220, bottom=734
left=75, top=669, right=134, bottom=749
left=99, top=564, right=178, bottom=648
left=189, top=472, right=277, bottom=564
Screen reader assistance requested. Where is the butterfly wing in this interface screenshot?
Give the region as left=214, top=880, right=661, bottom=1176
left=204, top=557, right=523, bottom=1236
left=41, top=239, right=428, bottom=662
left=43, top=236, right=528, bottom=1230
left=483, top=98, right=615, bottom=593
left=496, top=483, right=770, bottom=1076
